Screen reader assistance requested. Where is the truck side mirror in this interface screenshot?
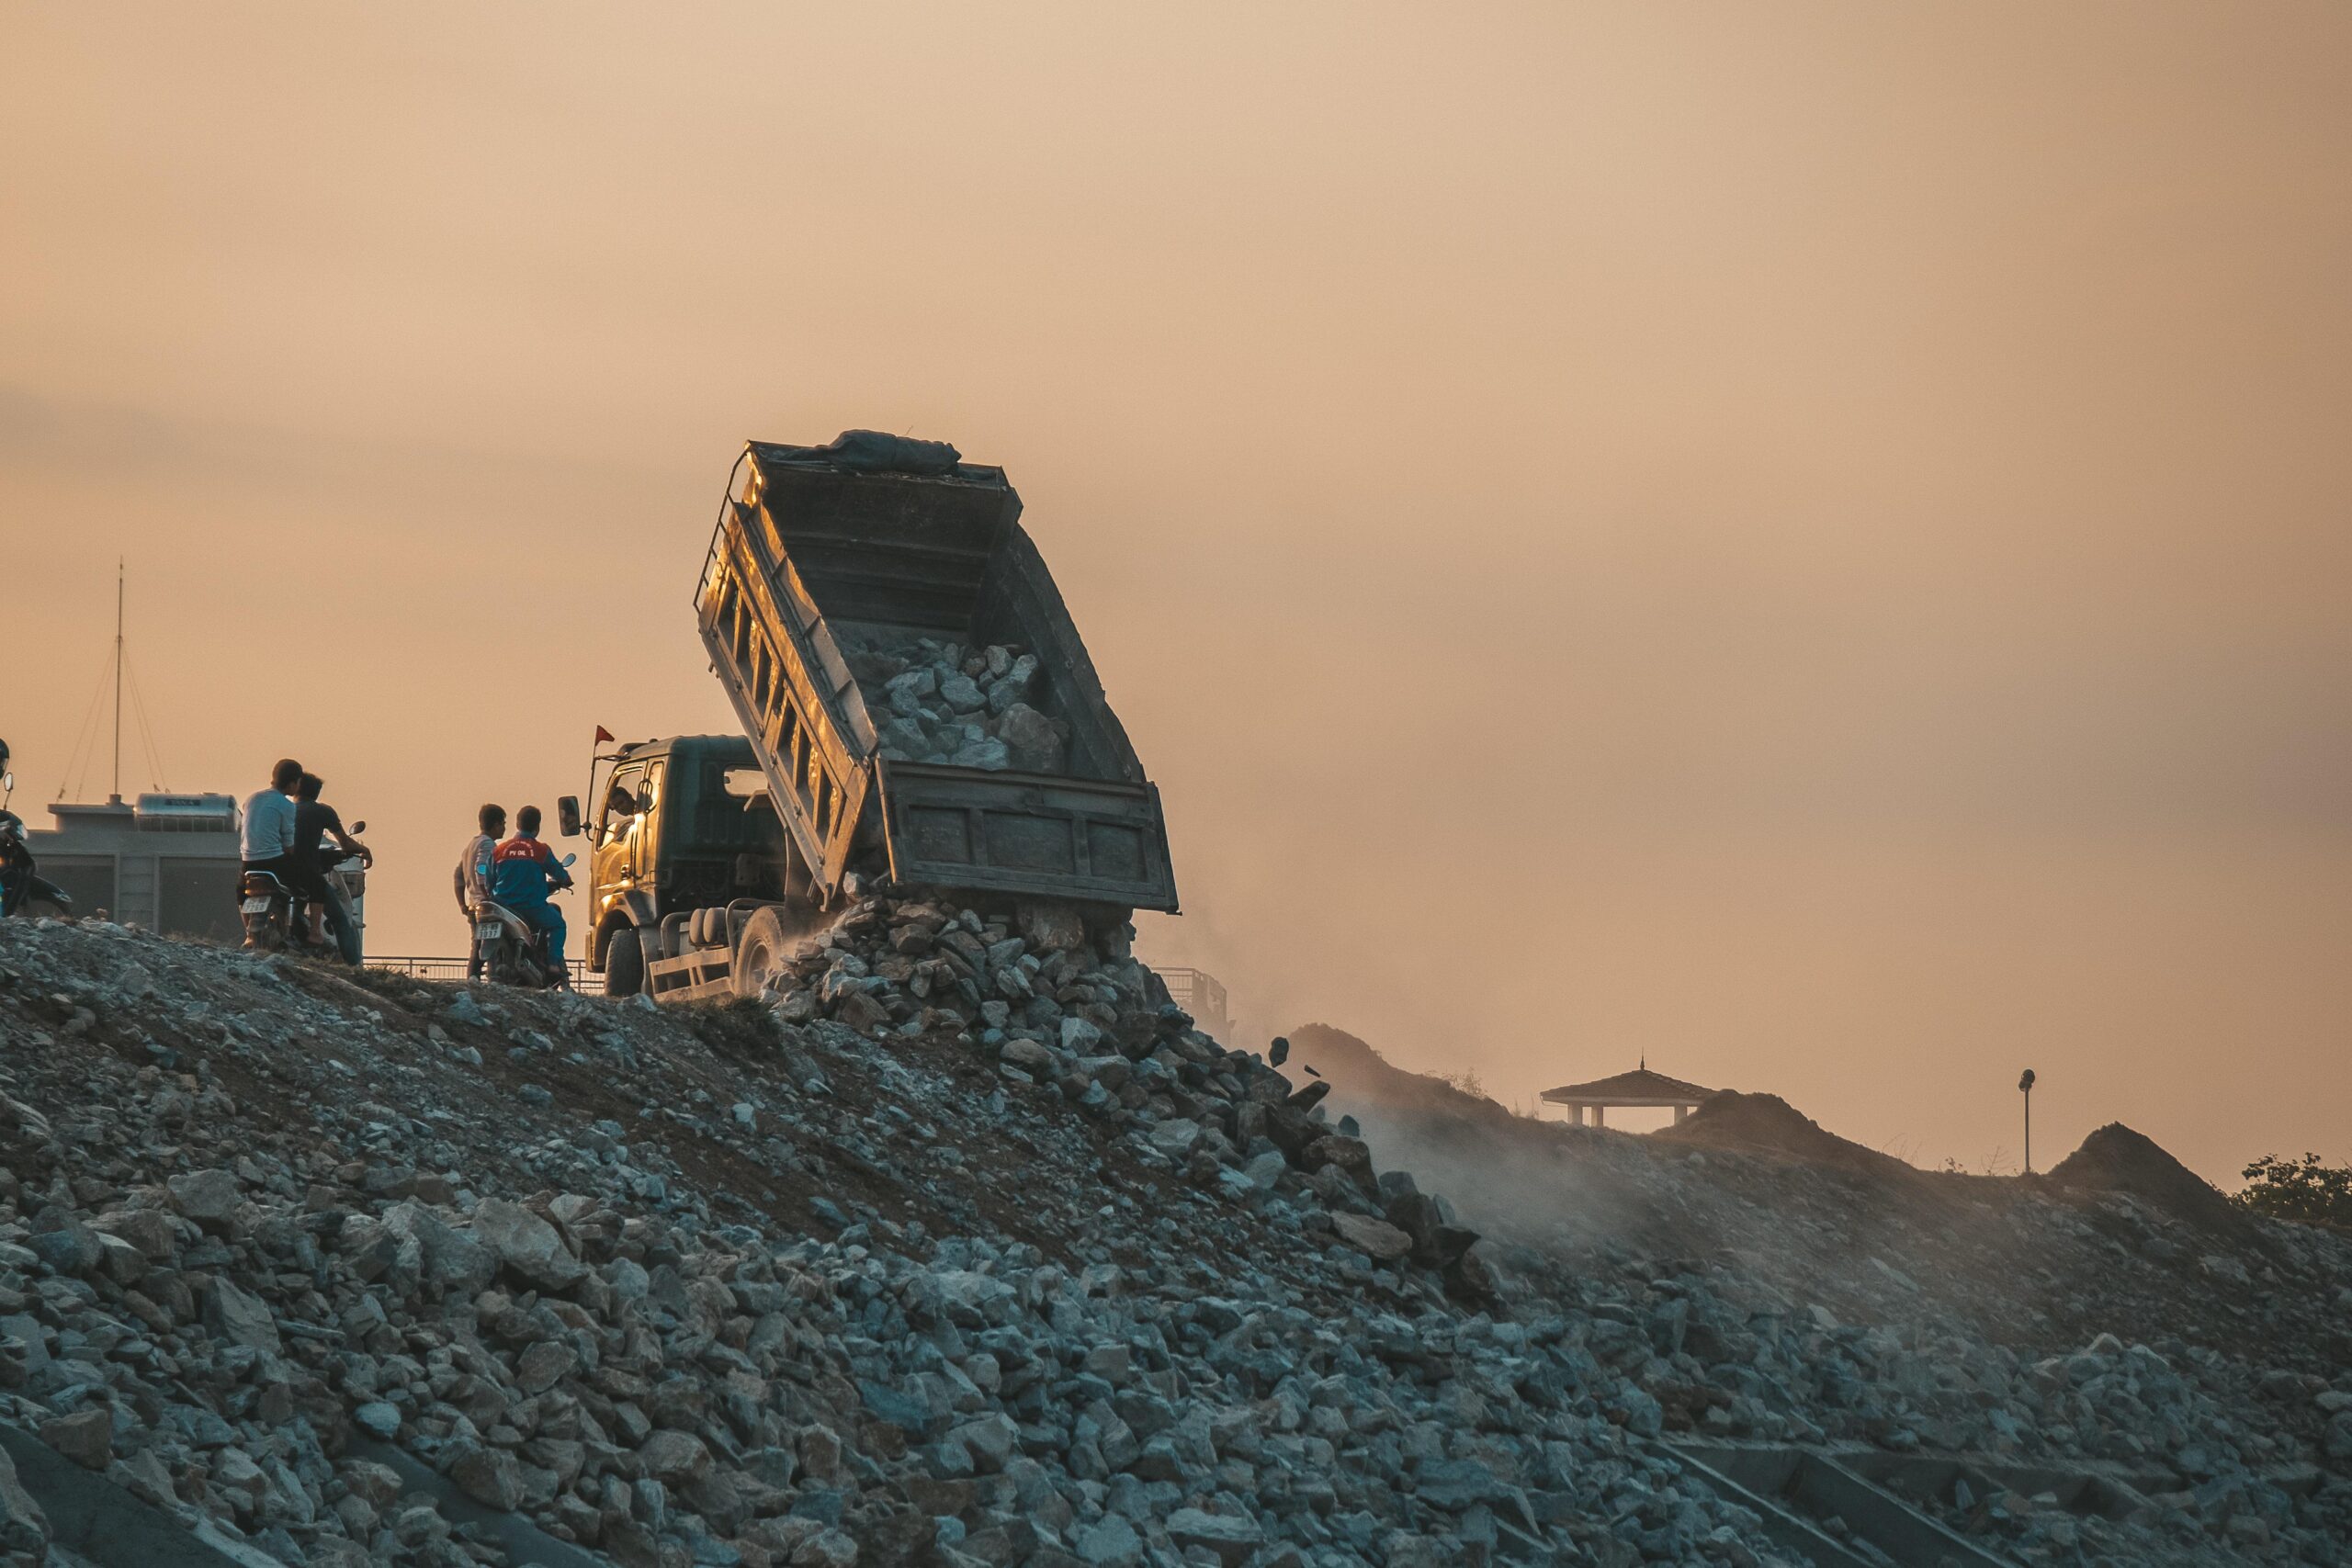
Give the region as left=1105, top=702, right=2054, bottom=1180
left=557, top=795, right=582, bottom=838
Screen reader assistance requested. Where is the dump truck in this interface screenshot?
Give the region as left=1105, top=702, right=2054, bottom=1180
left=560, top=431, right=1179, bottom=1002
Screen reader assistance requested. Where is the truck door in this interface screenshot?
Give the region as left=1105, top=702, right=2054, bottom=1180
left=595, top=761, right=649, bottom=902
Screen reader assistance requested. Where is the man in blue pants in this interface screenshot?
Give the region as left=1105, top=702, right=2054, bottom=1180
left=490, top=804, right=572, bottom=981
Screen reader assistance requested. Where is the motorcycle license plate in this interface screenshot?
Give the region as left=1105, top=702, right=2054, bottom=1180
left=475, top=921, right=503, bottom=941
left=242, top=897, right=272, bottom=914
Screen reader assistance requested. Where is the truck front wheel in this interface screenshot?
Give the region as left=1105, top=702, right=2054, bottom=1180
left=732, top=907, right=792, bottom=999
left=604, top=926, right=646, bottom=998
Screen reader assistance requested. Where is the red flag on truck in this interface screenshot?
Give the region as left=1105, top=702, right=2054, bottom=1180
left=594, top=726, right=615, bottom=744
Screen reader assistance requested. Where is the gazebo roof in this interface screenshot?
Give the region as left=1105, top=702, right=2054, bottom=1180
left=1540, top=1066, right=1715, bottom=1105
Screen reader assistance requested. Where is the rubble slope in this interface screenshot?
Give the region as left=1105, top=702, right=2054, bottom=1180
left=0, top=915, right=1801, bottom=1568
left=1, top=918, right=2347, bottom=1568
left=1283, top=1023, right=2352, bottom=1565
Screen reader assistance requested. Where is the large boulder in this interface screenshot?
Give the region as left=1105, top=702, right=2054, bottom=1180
left=201, top=1276, right=280, bottom=1355
left=1305, top=1134, right=1375, bottom=1194
left=639, top=1430, right=712, bottom=1483
left=1330, top=1212, right=1414, bottom=1262
left=382, top=1200, right=496, bottom=1295
left=1000, top=1037, right=1055, bottom=1074
left=164, top=1168, right=244, bottom=1232
left=470, top=1198, right=585, bottom=1290
left=446, top=1441, right=526, bottom=1511
left=40, top=1409, right=111, bottom=1470
left=1166, top=1508, right=1261, bottom=1566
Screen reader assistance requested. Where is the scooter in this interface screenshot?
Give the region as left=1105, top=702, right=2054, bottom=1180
left=235, top=866, right=304, bottom=953
left=0, top=776, right=74, bottom=920
left=471, top=852, right=577, bottom=989
left=239, top=822, right=368, bottom=961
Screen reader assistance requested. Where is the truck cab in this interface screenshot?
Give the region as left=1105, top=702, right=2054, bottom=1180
left=576, top=735, right=797, bottom=993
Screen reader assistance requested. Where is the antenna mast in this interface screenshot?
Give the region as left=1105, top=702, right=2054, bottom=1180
left=111, top=558, right=125, bottom=805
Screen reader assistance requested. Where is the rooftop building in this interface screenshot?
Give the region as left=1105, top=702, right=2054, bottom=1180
left=28, top=793, right=249, bottom=946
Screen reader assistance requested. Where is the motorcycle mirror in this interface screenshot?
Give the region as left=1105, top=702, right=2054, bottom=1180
left=1, top=772, right=12, bottom=797
left=559, top=853, right=578, bottom=868
left=557, top=795, right=582, bottom=837
left=350, top=820, right=368, bottom=834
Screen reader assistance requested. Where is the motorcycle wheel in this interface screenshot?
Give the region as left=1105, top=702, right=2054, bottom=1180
left=491, top=942, right=539, bottom=988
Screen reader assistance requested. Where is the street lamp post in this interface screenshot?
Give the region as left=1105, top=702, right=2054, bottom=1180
left=2018, top=1068, right=2037, bottom=1175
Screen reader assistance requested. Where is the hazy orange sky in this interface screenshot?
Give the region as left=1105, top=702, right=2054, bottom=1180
left=6, top=5, right=2349, bottom=1184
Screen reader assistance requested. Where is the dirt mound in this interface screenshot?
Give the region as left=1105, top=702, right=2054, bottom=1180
left=1283, top=1021, right=1397, bottom=1088
left=1651, top=1089, right=1920, bottom=1182
left=1284, top=1022, right=1511, bottom=1126
left=2049, top=1121, right=2239, bottom=1226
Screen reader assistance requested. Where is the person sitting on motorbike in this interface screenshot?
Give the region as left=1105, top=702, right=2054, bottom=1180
left=490, top=805, right=572, bottom=978
left=0, top=808, right=28, bottom=915
left=293, top=773, right=370, bottom=962
left=0, top=742, right=65, bottom=919
left=456, top=803, right=506, bottom=980
left=240, top=758, right=304, bottom=891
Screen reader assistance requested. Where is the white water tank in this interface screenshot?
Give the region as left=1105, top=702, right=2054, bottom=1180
left=134, top=793, right=240, bottom=831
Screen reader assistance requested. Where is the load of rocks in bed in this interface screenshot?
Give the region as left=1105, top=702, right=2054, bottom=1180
left=837, top=636, right=1070, bottom=774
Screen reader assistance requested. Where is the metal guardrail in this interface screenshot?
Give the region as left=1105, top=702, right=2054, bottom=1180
left=365, top=954, right=605, bottom=997
left=1154, top=965, right=1229, bottom=1033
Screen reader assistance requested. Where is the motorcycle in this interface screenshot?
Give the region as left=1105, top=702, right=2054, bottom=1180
left=471, top=852, right=577, bottom=989
left=239, top=820, right=368, bottom=961
left=0, top=773, right=74, bottom=920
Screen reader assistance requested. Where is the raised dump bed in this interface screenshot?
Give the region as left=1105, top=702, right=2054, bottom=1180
left=569, top=432, right=1187, bottom=1000
left=695, top=432, right=1180, bottom=916
left=571, top=433, right=1185, bottom=1002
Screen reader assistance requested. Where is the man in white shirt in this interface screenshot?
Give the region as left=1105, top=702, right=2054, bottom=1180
left=240, top=758, right=304, bottom=890
left=454, top=802, right=506, bottom=979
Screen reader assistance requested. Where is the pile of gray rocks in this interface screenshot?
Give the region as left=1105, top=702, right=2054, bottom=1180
left=0, top=913, right=1803, bottom=1568
left=839, top=637, right=1069, bottom=774
left=1283, top=1030, right=2352, bottom=1567
left=763, top=897, right=1497, bottom=1305
left=7, top=905, right=2348, bottom=1568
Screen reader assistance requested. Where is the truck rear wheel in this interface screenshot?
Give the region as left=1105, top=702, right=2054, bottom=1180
left=604, top=925, right=646, bottom=998
left=732, top=907, right=792, bottom=999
